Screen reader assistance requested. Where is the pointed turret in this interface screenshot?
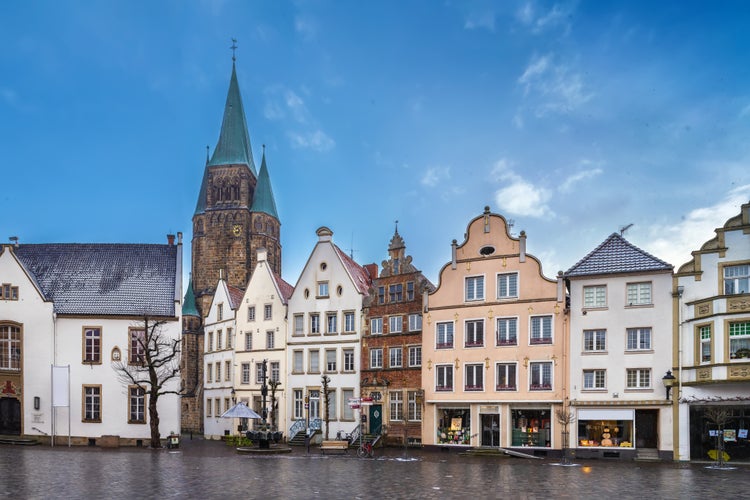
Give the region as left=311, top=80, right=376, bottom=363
left=207, top=62, right=256, bottom=174
left=250, top=147, right=279, bottom=219
left=182, top=277, right=200, bottom=317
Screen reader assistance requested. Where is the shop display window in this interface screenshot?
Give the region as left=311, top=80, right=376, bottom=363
left=511, top=409, right=551, bottom=447
left=437, top=408, right=471, bottom=445
left=577, top=420, right=633, bottom=447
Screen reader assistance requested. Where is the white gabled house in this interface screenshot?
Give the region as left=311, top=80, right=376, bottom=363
left=203, top=276, right=243, bottom=439
left=285, top=227, right=374, bottom=443
left=0, top=236, right=182, bottom=446
left=235, top=248, right=293, bottom=433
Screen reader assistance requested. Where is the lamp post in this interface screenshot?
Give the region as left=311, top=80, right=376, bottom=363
left=662, top=370, right=677, bottom=400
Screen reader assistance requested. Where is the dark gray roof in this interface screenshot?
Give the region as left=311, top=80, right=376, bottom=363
left=565, top=233, right=673, bottom=277
left=15, top=243, right=178, bottom=316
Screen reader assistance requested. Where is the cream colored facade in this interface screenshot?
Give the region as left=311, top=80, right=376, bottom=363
left=422, top=208, right=565, bottom=452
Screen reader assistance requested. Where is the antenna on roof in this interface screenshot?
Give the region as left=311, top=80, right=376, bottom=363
left=346, top=232, right=357, bottom=260
left=9, top=236, right=18, bottom=247
left=619, top=223, right=633, bottom=236
left=230, top=38, right=238, bottom=62
left=206, top=145, right=210, bottom=164
left=394, top=219, right=399, bottom=234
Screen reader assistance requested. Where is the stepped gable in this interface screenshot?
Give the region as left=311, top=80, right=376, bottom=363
left=566, top=233, right=672, bottom=277
left=15, top=243, right=177, bottom=316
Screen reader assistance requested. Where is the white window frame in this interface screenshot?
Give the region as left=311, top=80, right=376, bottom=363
left=370, top=348, right=383, bottom=369
left=583, top=369, right=606, bottom=390
left=465, top=319, right=484, bottom=347
left=529, top=361, right=552, bottom=391
left=343, top=349, right=355, bottom=372
left=389, top=315, right=403, bottom=334
left=626, top=327, right=652, bottom=351
left=497, top=272, right=519, bottom=299
left=436, top=364, right=453, bottom=392
left=371, top=317, right=383, bottom=335
left=465, top=275, right=485, bottom=301
left=327, top=313, right=338, bottom=334
left=248, top=306, right=256, bottom=322
left=317, top=281, right=329, bottom=298
left=408, top=313, right=422, bottom=332
left=436, top=321, right=454, bottom=349
left=241, top=363, right=251, bottom=384
left=626, top=368, right=651, bottom=389
left=529, top=315, right=553, bottom=344
left=293, top=350, right=303, bottom=373
left=724, top=264, right=750, bottom=295
left=496, top=317, right=518, bottom=346
left=626, top=282, right=652, bottom=306
left=583, top=329, right=606, bottom=352
left=294, top=314, right=304, bottom=335
left=583, top=285, right=606, bottom=308
left=389, top=391, right=403, bottom=421
left=326, top=349, right=337, bottom=372
left=408, top=346, right=421, bottom=367
left=344, top=311, right=355, bottom=332
left=264, top=304, right=272, bottom=320
left=464, top=363, right=484, bottom=391
left=389, top=347, right=402, bottom=368
left=309, top=350, right=320, bottom=373
left=495, top=362, right=516, bottom=391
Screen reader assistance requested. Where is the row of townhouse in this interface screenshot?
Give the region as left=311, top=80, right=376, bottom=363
left=198, top=202, right=750, bottom=461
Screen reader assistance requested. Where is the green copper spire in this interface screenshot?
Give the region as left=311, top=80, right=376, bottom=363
left=182, top=277, right=200, bottom=317
left=208, top=62, right=256, bottom=175
left=251, top=146, right=279, bottom=219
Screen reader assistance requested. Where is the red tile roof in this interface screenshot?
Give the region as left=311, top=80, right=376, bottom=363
left=333, top=244, right=373, bottom=294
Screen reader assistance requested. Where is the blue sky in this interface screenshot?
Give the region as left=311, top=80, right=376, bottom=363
left=2, top=1, right=749, bottom=287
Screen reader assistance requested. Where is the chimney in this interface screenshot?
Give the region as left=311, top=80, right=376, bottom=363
left=365, top=263, right=378, bottom=280
left=557, top=271, right=564, bottom=302
left=177, top=232, right=183, bottom=245
left=257, top=247, right=268, bottom=263
left=316, top=226, right=333, bottom=242
left=451, top=239, right=458, bottom=270
left=167, top=234, right=175, bottom=246
left=9, top=236, right=19, bottom=248
left=519, top=231, right=526, bottom=263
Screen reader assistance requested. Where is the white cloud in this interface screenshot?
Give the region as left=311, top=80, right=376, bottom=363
left=516, top=2, right=535, bottom=25
left=645, top=184, right=750, bottom=267
left=518, top=54, right=551, bottom=91
left=559, top=165, right=603, bottom=192
left=517, top=54, right=592, bottom=116
left=516, top=2, right=575, bottom=34
left=288, top=130, right=335, bottom=152
left=491, top=159, right=552, bottom=218
left=295, top=16, right=317, bottom=41
left=285, top=90, right=308, bottom=123
left=464, top=11, right=496, bottom=31
left=421, top=166, right=450, bottom=188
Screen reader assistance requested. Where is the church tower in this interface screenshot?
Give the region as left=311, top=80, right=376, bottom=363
left=183, top=54, right=281, bottom=433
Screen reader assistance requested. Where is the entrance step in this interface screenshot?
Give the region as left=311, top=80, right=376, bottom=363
left=0, top=435, right=41, bottom=446
left=634, top=448, right=661, bottom=462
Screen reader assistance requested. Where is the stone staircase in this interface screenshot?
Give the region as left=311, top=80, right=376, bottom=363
left=0, top=435, right=40, bottom=446
left=634, top=448, right=661, bottom=462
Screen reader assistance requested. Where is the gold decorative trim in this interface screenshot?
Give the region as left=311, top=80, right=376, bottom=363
left=696, top=366, right=712, bottom=381
left=727, top=296, right=750, bottom=313
left=695, top=301, right=713, bottom=318
left=728, top=364, right=750, bottom=379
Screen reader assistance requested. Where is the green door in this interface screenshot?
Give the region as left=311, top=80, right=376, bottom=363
left=369, top=404, right=382, bottom=434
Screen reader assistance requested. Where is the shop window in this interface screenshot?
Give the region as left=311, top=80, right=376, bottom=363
left=511, top=409, right=551, bottom=447
left=577, top=419, right=633, bottom=448
left=437, top=408, right=471, bottom=445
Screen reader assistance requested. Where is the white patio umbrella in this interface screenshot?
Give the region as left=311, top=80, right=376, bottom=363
left=220, top=401, right=262, bottom=419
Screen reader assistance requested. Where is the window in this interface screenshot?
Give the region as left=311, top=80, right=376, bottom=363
left=129, top=386, right=145, bottom=423
left=294, top=314, right=304, bottom=335
left=266, top=330, right=275, bottom=349
left=389, top=347, right=402, bottom=368
left=0, top=325, right=21, bottom=371
left=408, top=313, right=422, bottom=332
left=248, top=306, right=256, bottom=322
left=225, top=398, right=231, bottom=413
left=309, top=350, right=320, bottom=373
left=344, top=312, right=355, bottom=332
left=317, top=281, right=329, bottom=297
left=264, top=304, right=272, bottom=320
left=255, top=363, right=263, bottom=384
left=724, top=264, right=749, bottom=294
left=389, top=391, right=403, bottom=421
left=583, top=285, right=606, bottom=308
left=326, top=349, right=337, bottom=372
left=206, top=399, right=212, bottom=417
left=270, top=361, right=280, bottom=383
left=83, top=385, right=101, bottom=422
left=530, top=316, right=552, bottom=344
left=83, top=327, right=101, bottom=363
left=496, top=363, right=516, bottom=391
left=226, top=328, right=232, bottom=349
left=217, top=303, right=223, bottom=321
left=1, top=284, right=19, bottom=301
left=245, top=331, right=252, bottom=350
left=407, top=391, right=422, bottom=421
left=699, top=325, right=712, bottom=363
left=729, top=321, right=750, bottom=359
left=293, top=351, right=303, bottom=373
left=225, top=360, right=231, bottom=381
left=371, top=318, right=383, bottom=335
left=436, top=365, right=453, bottom=391
left=216, top=330, right=223, bottom=350
left=497, top=272, right=518, bottom=298
left=343, top=389, right=354, bottom=420
left=436, top=322, right=454, bottom=349
left=529, top=362, right=552, bottom=390
left=583, top=329, right=606, bottom=352
left=129, top=328, right=145, bottom=364
left=626, top=327, right=652, bottom=350
left=626, top=368, right=651, bottom=389
left=327, top=313, right=338, bottom=334
left=293, top=390, right=304, bottom=419
left=496, top=317, right=518, bottom=346
left=389, top=284, right=403, bottom=302
left=408, top=346, right=421, bottom=367
left=370, top=348, right=383, bottom=369
left=406, top=281, right=415, bottom=301
left=583, top=369, right=606, bottom=390
left=326, top=390, right=337, bottom=421
left=206, top=363, right=213, bottom=383
left=215, top=362, right=221, bottom=382
left=627, top=282, right=652, bottom=306
left=343, top=349, right=355, bottom=372
left=377, top=286, right=385, bottom=304
left=465, top=364, right=484, bottom=391
left=207, top=331, right=213, bottom=352
left=310, top=314, right=320, bottom=334
left=465, top=319, right=484, bottom=347
left=241, top=363, right=251, bottom=384
left=389, top=316, right=403, bottom=333
left=465, top=276, right=485, bottom=301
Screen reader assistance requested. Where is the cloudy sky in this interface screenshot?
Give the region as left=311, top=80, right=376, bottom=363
left=2, top=1, right=749, bottom=286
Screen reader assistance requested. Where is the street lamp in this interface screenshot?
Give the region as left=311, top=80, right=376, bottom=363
left=662, top=370, right=676, bottom=400
left=231, top=388, right=236, bottom=404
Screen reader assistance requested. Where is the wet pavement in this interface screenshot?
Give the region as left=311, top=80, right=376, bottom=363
left=1, top=439, right=748, bottom=499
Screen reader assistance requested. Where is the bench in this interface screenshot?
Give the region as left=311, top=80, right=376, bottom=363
left=320, top=440, right=349, bottom=453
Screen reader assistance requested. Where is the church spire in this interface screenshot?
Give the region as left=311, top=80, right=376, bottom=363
left=251, top=145, right=279, bottom=219
left=207, top=55, right=256, bottom=175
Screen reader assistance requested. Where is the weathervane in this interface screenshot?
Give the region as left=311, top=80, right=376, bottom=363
left=395, top=219, right=399, bottom=234
left=230, top=38, right=238, bottom=62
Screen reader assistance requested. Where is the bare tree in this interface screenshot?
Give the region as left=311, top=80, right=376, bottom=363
left=556, top=408, right=576, bottom=465
left=321, top=375, right=331, bottom=440
left=704, top=407, right=732, bottom=467
left=269, top=379, right=281, bottom=431
left=113, top=316, right=181, bottom=448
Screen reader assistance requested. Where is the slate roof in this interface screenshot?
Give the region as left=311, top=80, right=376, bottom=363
left=272, top=271, right=294, bottom=304
left=250, top=150, right=279, bottom=219
left=565, top=233, right=672, bottom=277
left=15, top=243, right=178, bottom=316
left=333, top=244, right=373, bottom=294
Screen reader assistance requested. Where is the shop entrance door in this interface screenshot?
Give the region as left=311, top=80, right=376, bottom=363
left=635, top=410, right=658, bottom=448
left=0, top=397, right=21, bottom=435
left=481, top=414, right=500, bottom=447
left=369, top=404, right=382, bottom=434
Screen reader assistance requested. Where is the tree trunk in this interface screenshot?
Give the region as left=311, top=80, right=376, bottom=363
left=149, top=390, right=161, bottom=448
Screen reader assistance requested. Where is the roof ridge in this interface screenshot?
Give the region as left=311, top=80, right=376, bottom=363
left=565, top=232, right=672, bottom=277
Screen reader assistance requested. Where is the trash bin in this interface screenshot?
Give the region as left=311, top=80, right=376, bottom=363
left=167, top=434, right=180, bottom=449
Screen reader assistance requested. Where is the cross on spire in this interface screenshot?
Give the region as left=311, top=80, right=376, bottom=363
left=230, top=38, right=238, bottom=62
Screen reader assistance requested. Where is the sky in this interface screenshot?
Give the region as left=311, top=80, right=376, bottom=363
left=2, top=0, right=750, bottom=288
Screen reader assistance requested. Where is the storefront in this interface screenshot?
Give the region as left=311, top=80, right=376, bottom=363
left=689, top=405, right=750, bottom=462
left=436, top=407, right=471, bottom=445
left=510, top=407, right=552, bottom=448
left=574, top=409, right=637, bottom=458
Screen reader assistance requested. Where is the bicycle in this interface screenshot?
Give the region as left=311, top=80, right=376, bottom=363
left=336, top=430, right=352, bottom=442
left=357, top=439, right=374, bottom=458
